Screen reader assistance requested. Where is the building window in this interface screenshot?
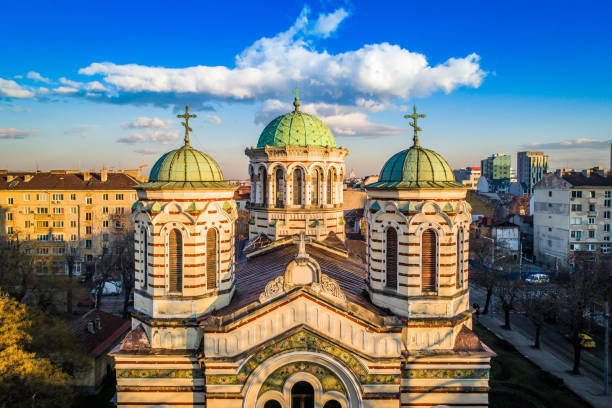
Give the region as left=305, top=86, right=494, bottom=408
left=327, top=168, right=336, bottom=204
left=53, top=221, right=64, bottom=228
left=70, top=234, right=77, bottom=241
left=70, top=193, right=76, bottom=200
left=85, top=240, right=92, bottom=249
left=23, top=207, right=31, bottom=214
left=588, top=217, right=596, bottom=225
left=103, top=193, right=109, bottom=200
left=102, top=234, right=108, bottom=242
left=292, top=168, right=303, bottom=205
left=36, top=193, right=48, bottom=201
left=590, top=191, right=596, bottom=198
left=168, top=229, right=183, bottom=293
left=274, top=168, right=284, bottom=208
left=311, top=167, right=321, bottom=206
left=86, top=197, right=92, bottom=205
left=602, top=244, right=611, bottom=254
left=7, top=227, right=13, bottom=234
left=52, top=194, right=63, bottom=201
left=142, top=229, right=148, bottom=289
left=385, top=228, right=398, bottom=289
left=571, top=191, right=582, bottom=198
left=606, top=200, right=611, bottom=208
left=586, top=244, right=596, bottom=251
left=115, top=207, right=125, bottom=215
left=589, top=204, right=596, bottom=211
left=102, top=207, right=109, bottom=214
left=605, top=224, right=611, bottom=232
left=24, top=221, right=31, bottom=228
left=70, top=221, right=77, bottom=228
left=422, top=229, right=437, bottom=293
left=38, top=248, right=49, bottom=255
left=605, top=211, right=611, bottom=219
left=605, top=236, right=611, bottom=241
left=115, top=194, right=124, bottom=200
left=37, top=234, right=49, bottom=241
left=206, top=228, right=218, bottom=290
left=456, top=229, right=464, bottom=289
left=7, top=197, right=13, bottom=205
left=6, top=213, right=12, bottom=221
left=23, top=193, right=30, bottom=201
left=571, top=204, right=582, bottom=211
left=69, top=207, right=76, bottom=215
left=571, top=230, right=582, bottom=240
left=52, top=207, right=64, bottom=215
left=131, top=194, right=137, bottom=200
left=37, top=221, right=49, bottom=228
left=589, top=230, right=595, bottom=238
left=548, top=191, right=552, bottom=197
left=86, top=226, right=92, bottom=235
left=84, top=212, right=92, bottom=221
left=606, top=191, right=611, bottom=198
left=36, top=207, right=48, bottom=214
left=570, top=217, right=582, bottom=225
left=102, top=220, right=109, bottom=228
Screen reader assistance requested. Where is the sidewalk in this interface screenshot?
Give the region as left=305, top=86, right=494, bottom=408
left=478, top=312, right=612, bottom=408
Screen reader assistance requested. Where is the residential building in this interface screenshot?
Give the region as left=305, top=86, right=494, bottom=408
left=68, top=310, right=130, bottom=393
left=0, top=169, right=142, bottom=275
left=517, top=151, right=549, bottom=194
left=533, top=173, right=612, bottom=266
left=453, top=166, right=481, bottom=189
left=481, top=153, right=511, bottom=192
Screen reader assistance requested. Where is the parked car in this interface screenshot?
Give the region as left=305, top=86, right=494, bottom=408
left=525, top=273, right=549, bottom=284
left=578, top=333, right=596, bottom=348
left=91, top=281, right=122, bottom=296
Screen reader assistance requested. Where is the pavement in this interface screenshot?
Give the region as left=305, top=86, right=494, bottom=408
left=471, top=286, right=612, bottom=408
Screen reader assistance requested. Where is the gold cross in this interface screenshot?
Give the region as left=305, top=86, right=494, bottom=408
left=404, top=105, right=426, bottom=146
left=177, top=105, right=197, bottom=145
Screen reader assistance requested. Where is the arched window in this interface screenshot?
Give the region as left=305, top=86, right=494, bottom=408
left=259, top=167, right=268, bottom=205
left=386, top=228, right=398, bottom=289
left=422, top=229, right=437, bottom=293
left=142, top=228, right=148, bottom=289
left=311, top=168, right=321, bottom=205
left=323, top=401, right=342, bottom=408
left=456, top=229, right=464, bottom=288
left=206, top=228, right=218, bottom=289
left=275, top=168, right=284, bottom=208
left=263, top=401, right=282, bottom=408
left=327, top=168, right=335, bottom=204
left=291, top=381, right=314, bottom=408
left=168, top=229, right=183, bottom=293
left=293, top=168, right=303, bottom=205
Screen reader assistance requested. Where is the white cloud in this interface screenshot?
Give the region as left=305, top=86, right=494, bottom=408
left=524, top=138, right=612, bottom=150
left=37, top=87, right=50, bottom=95
left=122, top=117, right=170, bottom=129
left=53, top=86, right=79, bottom=95
left=0, top=78, right=34, bottom=98
left=26, top=71, right=51, bottom=84
left=0, top=128, right=36, bottom=139
left=77, top=7, right=485, bottom=105
left=59, top=77, right=82, bottom=87
left=85, top=81, right=107, bottom=92
left=309, top=8, right=349, bottom=38
left=134, top=148, right=162, bottom=155
left=255, top=99, right=403, bottom=138
left=117, top=133, right=147, bottom=144
left=148, top=130, right=179, bottom=144
left=205, top=114, right=222, bottom=124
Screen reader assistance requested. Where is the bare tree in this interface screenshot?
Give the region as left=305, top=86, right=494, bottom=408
left=518, top=283, right=557, bottom=348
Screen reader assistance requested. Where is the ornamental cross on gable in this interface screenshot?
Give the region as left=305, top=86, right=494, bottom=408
left=177, top=105, right=197, bottom=145
left=404, top=105, right=426, bottom=146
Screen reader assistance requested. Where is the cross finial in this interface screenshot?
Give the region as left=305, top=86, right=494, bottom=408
left=404, top=105, right=426, bottom=147
left=177, top=105, right=197, bottom=145
left=293, top=87, right=301, bottom=112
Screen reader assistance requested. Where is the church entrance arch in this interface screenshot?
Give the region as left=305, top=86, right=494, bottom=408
left=246, top=351, right=359, bottom=408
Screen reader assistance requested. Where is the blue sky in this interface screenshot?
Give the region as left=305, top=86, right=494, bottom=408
left=1, top=0, right=611, bottom=178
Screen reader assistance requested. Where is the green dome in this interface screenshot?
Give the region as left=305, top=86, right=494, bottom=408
left=256, top=97, right=336, bottom=148
left=149, top=145, right=223, bottom=183
left=368, top=145, right=464, bottom=189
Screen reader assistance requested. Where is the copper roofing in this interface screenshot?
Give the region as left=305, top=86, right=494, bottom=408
left=0, top=171, right=140, bottom=191
left=214, top=243, right=390, bottom=317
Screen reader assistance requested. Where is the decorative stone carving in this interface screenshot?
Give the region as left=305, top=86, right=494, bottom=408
left=259, top=276, right=285, bottom=303
left=320, top=274, right=346, bottom=302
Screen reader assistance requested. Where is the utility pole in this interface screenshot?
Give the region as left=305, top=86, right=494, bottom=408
left=604, top=300, right=609, bottom=395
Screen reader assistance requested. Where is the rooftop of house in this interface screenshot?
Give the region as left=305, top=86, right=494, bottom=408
left=68, top=309, right=131, bottom=357
left=0, top=170, right=142, bottom=191
left=562, top=173, right=612, bottom=187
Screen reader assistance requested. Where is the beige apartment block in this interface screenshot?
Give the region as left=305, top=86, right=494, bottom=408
left=0, top=169, right=142, bottom=274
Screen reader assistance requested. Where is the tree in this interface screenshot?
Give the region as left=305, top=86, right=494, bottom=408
left=0, top=292, right=86, bottom=407
left=63, top=241, right=84, bottom=315
left=109, top=213, right=135, bottom=319
left=495, top=275, right=522, bottom=330
left=518, top=283, right=557, bottom=348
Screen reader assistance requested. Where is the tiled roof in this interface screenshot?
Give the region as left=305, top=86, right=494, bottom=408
left=214, top=243, right=390, bottom=316
left=562, top=173, right=612, bottom=187
left=68, top=310, right=131, bottom=357
left=0, top=171, right=140, bottom=191
left=453, top=325, right=485, bottom=352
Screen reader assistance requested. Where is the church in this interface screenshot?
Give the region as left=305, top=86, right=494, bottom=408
left=112, top=95, right=494, bottom=408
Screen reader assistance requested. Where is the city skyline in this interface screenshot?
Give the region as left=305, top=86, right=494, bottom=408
left=1, top=1, right=611, bottom=178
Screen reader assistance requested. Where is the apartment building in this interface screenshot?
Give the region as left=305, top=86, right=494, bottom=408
left=517, top=151, right=549, bottom=195
left=453, top=166, right=481, bottom=189
left=533, top=172, right=612, bottom=266
left=0, top=169, right=142, bottom=275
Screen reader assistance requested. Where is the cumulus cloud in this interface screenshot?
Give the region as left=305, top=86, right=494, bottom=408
left=53, top=86, right=79, bottom=95
left=0, top=128, right=36, bottom=139
left=134, top=148, right=162, bottom=155
left=0, top=78, right=34, bottom=98
left=148, top=130, right=179, bottom=143
left=204, top=114, right=222, bottom=124
left=524, top=138, right=612, bottom=150
left=26, top=71, right=51, bottom=83
left=122, top=117, right=170, bottom=129
left=117, top=133, right=147, bottom=144
left=255, top=99, right=403, bottom=138
left=77, top=7, right=484, bottom=106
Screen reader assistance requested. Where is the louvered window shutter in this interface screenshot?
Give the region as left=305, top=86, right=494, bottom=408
left=169, top=229, right=182, bottom=292
left=207, top=229, right=218, bottom=289
left=422, top=229, right=437, bottom=292
left=386, top=228, right=398, bottom=289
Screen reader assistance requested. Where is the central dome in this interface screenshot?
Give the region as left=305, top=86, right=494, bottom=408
left=149, top=145, right=224, bottom=183
left=256, top=96, right=336, bottom=148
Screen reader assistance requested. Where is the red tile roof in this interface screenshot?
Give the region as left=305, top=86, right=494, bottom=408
left=0, top=171, right=140, bottom=191
left=68, top=310, right=131, bottom=357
